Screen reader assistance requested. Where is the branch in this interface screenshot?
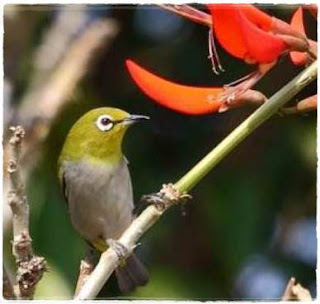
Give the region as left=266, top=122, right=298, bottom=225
left=174, top=60, right=317, bottom=193
left=7, top=126, right=47, bottom=299
left=76, top=184, right=189, bottom=299
left=3, top=17, right=119, bottom=258
left=74, top=246, right=96, bottom=296
left=282, top=277, right=312, bottom=301
left=4, top=15, right=119, bottom=300
left=76, top=61, right=317, bottom=300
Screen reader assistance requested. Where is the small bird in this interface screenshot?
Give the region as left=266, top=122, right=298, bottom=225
left=58, top=107, right=149, bottom=293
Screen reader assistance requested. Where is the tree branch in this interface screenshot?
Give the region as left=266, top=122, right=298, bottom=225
left=174, top=60, right=317, bottom=193
left=74, top=246, right=96, bottom=296
left=7, top=126, right=47, bottom=299
left=4, top=16, right=120, bottom=300
left=75, top=61, right=317, bottom=300
left=4, top=17, right=120, bottom=240
left=76, top=184, right=188, bottom=299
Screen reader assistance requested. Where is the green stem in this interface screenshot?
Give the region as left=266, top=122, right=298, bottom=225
left=175, top=61, right=317, bottom=193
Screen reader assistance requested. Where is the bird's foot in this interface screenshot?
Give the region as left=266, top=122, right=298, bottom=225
left=140, top=192, right=166, bottom=210
left=107, top=239, right=129, bottom=264
left=140, top=183, right=192, bottom=211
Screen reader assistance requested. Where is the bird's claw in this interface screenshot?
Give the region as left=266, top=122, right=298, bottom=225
left=140, top=184, right=192, bottom=212
left=140, top=193, right=166, bottom=210
left=107, top=239, right=128, bottom=262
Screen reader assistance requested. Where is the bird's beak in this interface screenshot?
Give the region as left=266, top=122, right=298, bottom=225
left=124, top=114, right=150, bottom=124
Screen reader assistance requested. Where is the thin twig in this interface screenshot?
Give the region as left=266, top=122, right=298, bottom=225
left=282, top=277, right=312, bottom=301
left=4, top=15, right=119, bottom=300
left=74, top=246, right=96, bottom=296
left=76, top=184, right=190, bottom=299
left=3, top=18, right=119, bottom=254
left=175, top=61, right=317, bottom=193
left=7, top=126, right=47, bottom=299
left=75, top=61, right=317, bottom=300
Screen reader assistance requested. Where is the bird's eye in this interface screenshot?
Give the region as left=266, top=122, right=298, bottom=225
left=96, top=115, right=114, bottom=132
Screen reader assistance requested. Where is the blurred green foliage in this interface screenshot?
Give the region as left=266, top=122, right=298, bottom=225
left=4, top=4, right=316, bottom=300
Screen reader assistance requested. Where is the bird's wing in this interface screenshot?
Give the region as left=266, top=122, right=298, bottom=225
left=58, top=165, right=70, bottom=208
left=123, top=155, right=130, bottom=165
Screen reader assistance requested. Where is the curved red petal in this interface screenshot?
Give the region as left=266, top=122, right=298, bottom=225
left=207, top=4, right=248, bottom=60
left=290, top=7, right=306, bottom=36
left=238, top=10, right=287, bottom=63
left=289, top=7, right=309, bottom=65
left=126, top=59, right=222, bottom=115
left=208, top=4, right=286, bottom=63
left=290, top=50, right=309, bottom=66
left=297, top=94, right=317, bottom=112
left=240, top=4, right=273, bottom=31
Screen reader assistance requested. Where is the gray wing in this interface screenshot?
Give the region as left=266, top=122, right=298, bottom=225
left=59, top=167, right=70, bottom=208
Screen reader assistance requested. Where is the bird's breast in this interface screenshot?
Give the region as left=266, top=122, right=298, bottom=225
left=62, top=158, right=134, bottom=245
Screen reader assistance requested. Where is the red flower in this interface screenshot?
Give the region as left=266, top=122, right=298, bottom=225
left=290, top=7, right=317, bottom=66
left=206, top=4, right=312, bottom=99
left=158, top=4, right=312, bottom=102
left=126, top=59, right=266, bottom=115
left=207, top=4, right=287, bottom=64
left=296, top=94, right=317, bottom=112
left=126, top=59, right=222, bottom=114
left=161, top=4, right=309, bottom=66
left=126, top=5, right=316, bottom=115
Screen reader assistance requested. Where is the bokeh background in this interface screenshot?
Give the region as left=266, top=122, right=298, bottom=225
left=3, top=4, right=317, bottom=300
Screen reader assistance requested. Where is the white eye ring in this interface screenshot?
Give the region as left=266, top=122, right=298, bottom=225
left=96, top=115, right=114, bottom=132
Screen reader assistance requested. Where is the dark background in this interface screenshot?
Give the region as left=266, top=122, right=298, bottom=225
left=3, top=4, right=317, bottom=300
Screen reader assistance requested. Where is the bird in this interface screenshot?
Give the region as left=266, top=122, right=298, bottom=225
left=58, top=107, right=150, bottom=293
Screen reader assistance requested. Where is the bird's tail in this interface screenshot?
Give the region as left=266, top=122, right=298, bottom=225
left=115, top=253, right=148, bottom=293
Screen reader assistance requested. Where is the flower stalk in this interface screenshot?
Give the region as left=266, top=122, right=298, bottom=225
left=175, top=60, right=317, bottom=193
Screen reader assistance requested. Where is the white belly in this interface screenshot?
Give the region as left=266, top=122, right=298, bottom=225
left=62, top=158, right=134, bottom=244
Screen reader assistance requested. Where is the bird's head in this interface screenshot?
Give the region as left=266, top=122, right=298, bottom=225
left=59, top=107, right=149, bottom=163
